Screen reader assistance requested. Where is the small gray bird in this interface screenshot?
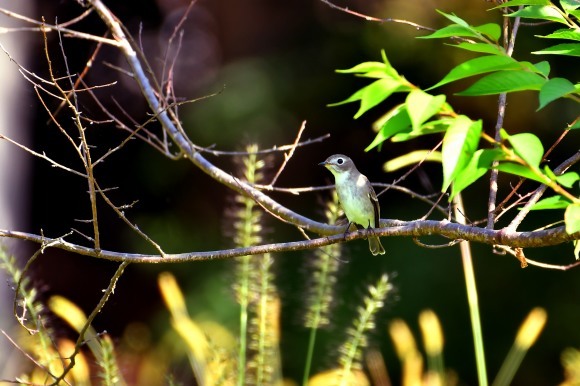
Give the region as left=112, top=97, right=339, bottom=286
left=319, top=154, right=386, bottom=256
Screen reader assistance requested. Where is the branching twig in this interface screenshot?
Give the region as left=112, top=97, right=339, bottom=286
left=507, top=150, right=580, bottom=231
left=267, top=120, right=307, bottom=188
left=51, top=261, right=129, bottom=385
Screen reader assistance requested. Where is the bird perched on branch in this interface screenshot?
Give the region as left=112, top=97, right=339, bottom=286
left=320, top=154, right=386, bottom=256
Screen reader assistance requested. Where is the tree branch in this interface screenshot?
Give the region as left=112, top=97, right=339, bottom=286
left=1, top=223, right=577, bottom=263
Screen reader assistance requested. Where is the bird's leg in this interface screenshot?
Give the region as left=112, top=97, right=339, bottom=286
left=343, top=221, right=355, bottom=240
left=365, top=220, right=376, bottom=240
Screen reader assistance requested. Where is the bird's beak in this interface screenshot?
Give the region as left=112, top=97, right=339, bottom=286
left=318, top=161, right=327, bottom=166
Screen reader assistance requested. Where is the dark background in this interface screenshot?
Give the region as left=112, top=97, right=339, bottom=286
left=10, top=0, right=580, bottom=384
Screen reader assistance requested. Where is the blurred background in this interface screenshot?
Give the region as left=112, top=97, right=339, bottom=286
left=0, top=0, right=578, bottom=384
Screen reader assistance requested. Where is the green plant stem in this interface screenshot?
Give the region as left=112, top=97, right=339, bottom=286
left=302, top=327, right=318, bottom=386
left=237, top=259, right=249, bottom=386
left=454, top=193, right=488, bottom=386
left=492, top=345, right=525, bottom=386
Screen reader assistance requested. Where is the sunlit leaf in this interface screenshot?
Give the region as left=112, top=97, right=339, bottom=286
left=449, top=42, right=506, bottom=55
left=329, top=78, right=405, bottom=119
left=561, top=0, right=580, bottom=12
left=538, top=77, right=576, bottom=110
left=437, top=10, right=470, bottom=27
left=335, top=61, right=387, bottom=75
left=533, top=61, right=551, bottom=76
left=451, top=148, right=503, bottom=198
left=530, top=195, right=572, bottom=210
left=366, top=104, right=411, bottom=151
left=391, top=118, right=453, bottom=142
left=496, top=163, right=547, bottom=183
left=442, top=116, right=482, bottom=191
left=556, top=171, right=580, bottom=188
left=537, top=29, right=580, bottom=41
left=406, top=90, right=446, bottom=130
left=505, top=132, right=544, bottom=167
left=429, top=56, right=520, bottom=89
left=456, top=70, right=546, bottom=96
left=474, top=23, right=502, bottom=41
left=492, top=0, right=551, bottom=8
left=565, top=204, right=580, bottom=234
left=419, top=24, right=481, bottom=40
left=533, top=43, right=580, bottom=57
left=507, top=5, right=569, bottom=24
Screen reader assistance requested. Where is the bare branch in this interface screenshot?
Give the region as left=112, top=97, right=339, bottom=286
left=1, top=222, right=577, bottom=264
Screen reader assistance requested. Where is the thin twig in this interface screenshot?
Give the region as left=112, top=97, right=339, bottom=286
left=267, top=120, right=307, bottom=187
left=507, top=150, right=580, bottom=231
left=318, top=0, right=435, bottom=32
left=51, top=261, right=129, bottom=385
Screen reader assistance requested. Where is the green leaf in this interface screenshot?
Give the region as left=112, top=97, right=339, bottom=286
left=474, top=23, right=502, bottom=41
left=365, top=105, right=411, bottom=151
left=533, top=43, right=580, bottom=57
left=530, top=195, right=572, bottom=210
left=429, top=56, right=519, bottom=89
left=572, top=119, right=580, bottom=129
left=537, top=29, right=580, bottom=41
left=507, top=5, right=570, bottom=24
left=391, top=118, right=453, bottom=141
left=496, top=163, right=548, bottom=183
left=437, top=10, right=470, bottom=27
left=329, top=78, right=404, bottom=119
left=565, top=204, right=580, bottom=234
left=544, top=165, right=558, bottom=180
left=533, top=61, right=551, bottom=76
left=380, top=50, right=402, bottom=79
left=492, top=0, right=551, bottom=8
left=419, top=24, right=481, bottom=40
left=451, top=148, right=503, bottom=198
left=383, top=150, right=442, bottom=172
left=336, top=61, right=387, bottom=75
left=556, top=171, right=580, bottom=188
left=561, top=0, right=580, bottom=12
left=406, top=90, right=446, bottom=130
left=456, top=70, right=546, bottom=96
left=449, top=42, right=506, bottom=55
left=538, top=77, right=577, bottom=109
left=506, top=132, right=544, bottom=167
left=442, top=116, right=482, bottom=191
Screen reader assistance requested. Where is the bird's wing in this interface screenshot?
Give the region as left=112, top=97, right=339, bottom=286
left=367, top=178, right=381, bottom=229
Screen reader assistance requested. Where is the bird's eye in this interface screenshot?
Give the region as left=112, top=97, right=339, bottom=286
left=337, top=158, right=344, bottom=165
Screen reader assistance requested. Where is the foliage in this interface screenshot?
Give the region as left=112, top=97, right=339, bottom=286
left=332, top=5, right=580, bottom=231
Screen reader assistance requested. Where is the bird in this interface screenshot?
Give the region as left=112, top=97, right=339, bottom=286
left=319, top=154, right=386, bottom=256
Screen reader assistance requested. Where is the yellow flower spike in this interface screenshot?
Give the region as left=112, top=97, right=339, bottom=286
left=158, top=272, right=188, bottom=318
left=419, top=309, right=444, bottom=356
left=389, top=319, right=423, bottom=386
left=308, top=368, right=369, bottom=386
left=493, top=307, right=548, bottom=386
left=419, top=309, right=445, bottom=385
left=389, top=319, right=418, bottom=360
left=49, top=295, right=88, bottom=332
left=48, top=295, right=102, bottom=363
left=515, top=307, right=548, bottom=350
left=158, top=272, right=211, bottom=385
left=58, top=338, right=90, bottom=386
